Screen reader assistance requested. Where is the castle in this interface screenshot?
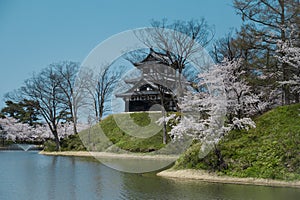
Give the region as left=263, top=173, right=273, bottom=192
left=116, top=49, right=178, bottom=112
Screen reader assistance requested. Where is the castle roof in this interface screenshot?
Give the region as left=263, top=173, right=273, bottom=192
left=133, top=48, right=171, bottom=67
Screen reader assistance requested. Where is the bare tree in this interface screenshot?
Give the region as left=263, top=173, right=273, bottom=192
left=135, top=19, right=215, bottom=94
left=20, top=66, right=67, bottom=150
left=211, top=31, right=242, bottom=63
left=52, top=61, right=80, bottom=134
left=84, top=64, right=124, bottom=122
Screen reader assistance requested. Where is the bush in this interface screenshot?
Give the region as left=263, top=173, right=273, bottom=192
left=60, top=134, right=86, bottom=151
left=43, top=140, right=57, bottom=152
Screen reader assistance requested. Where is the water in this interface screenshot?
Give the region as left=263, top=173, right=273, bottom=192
left=0, top=151, right=300, bottom=200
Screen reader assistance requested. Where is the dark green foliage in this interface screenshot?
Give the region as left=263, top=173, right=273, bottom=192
left=0, top=113, right=5, bottom=119
left=43, top=140, right=58, bottom=152
left=60, top=134, right=87, bottom=151
left=44, top=135, right=87, bottom=151
left=0, top=139, right=15, bottom=147
left=1, top=100, right=40, bottom=126
left=175, top=104, right=300, bottom=181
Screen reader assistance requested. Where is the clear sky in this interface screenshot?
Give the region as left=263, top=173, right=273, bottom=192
left=0, top=0, right=242, bottom=108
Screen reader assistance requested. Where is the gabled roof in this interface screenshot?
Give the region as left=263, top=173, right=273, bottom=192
left=115, top=79, right=160, bottom=98
left=133, top=48, right=171, bottom=67
left=116, top=76, right=177, bottom=98
left=124, top=77, right=142, bottom=84
left=115, top=90, right=161, bottom=98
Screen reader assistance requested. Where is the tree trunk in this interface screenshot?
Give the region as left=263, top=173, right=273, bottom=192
left=70, top=103, right=78, bottom=134
left=295, top=93, right=300, bottom=103
left=214, top=144, right=227, bottom=171
left=162, top=113, right=167, bottom=145
left=99, top=99, right=105, bottom=122
left=282, top=56, right=291, bottom=105
left=282, top=83, right=291, bottom=105
left=177, top=69, right=184, bottom=98
left=160, top=93, right=167, bottom=144
left=73, top=121, right=78, bottom=135
left=94, top=99, right=99, bottom=122
left=52, top=130, right=60, bottom=151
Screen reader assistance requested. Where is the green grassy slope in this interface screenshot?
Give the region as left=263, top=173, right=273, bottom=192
left=175, top=104, right=300, bottom=181
left=96, top=113, right=166, bottom=152
left=57, top=112, right=168, bottom=152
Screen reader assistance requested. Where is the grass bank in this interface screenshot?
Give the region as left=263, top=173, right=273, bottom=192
left=173, top=104, right=300, bottom=181
left=157, top=169, right=300, bottom=188
left=46, top=112, right=178, bottom=153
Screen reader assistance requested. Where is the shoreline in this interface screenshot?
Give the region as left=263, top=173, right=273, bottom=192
left=39, top=150, right=178, bottom=160
left=157, top=169, right=300, bottom=188
left=39, top=151, right=300, bottom=188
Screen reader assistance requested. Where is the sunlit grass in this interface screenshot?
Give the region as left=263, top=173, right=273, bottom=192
left=175, top=104, right=300, bottom=181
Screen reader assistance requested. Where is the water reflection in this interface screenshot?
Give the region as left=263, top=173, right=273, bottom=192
left=96, top=156, right=175, bottom=173
left=0, top=151, right=299, bottom=200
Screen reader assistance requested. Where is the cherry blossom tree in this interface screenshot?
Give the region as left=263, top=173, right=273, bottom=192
left=0, top=116, right=88, bottom=143
left=165, top=58, right=261, bottom=169
left=216, top=59, right=268, bottom=120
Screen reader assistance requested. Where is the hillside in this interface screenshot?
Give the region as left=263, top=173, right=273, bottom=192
left=174, top=104, right=300, bottom=181
left=57, top=112, right=170, bottom=152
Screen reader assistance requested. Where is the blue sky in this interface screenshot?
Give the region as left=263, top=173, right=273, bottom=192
left=0, top=0, right=242, bottom=108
